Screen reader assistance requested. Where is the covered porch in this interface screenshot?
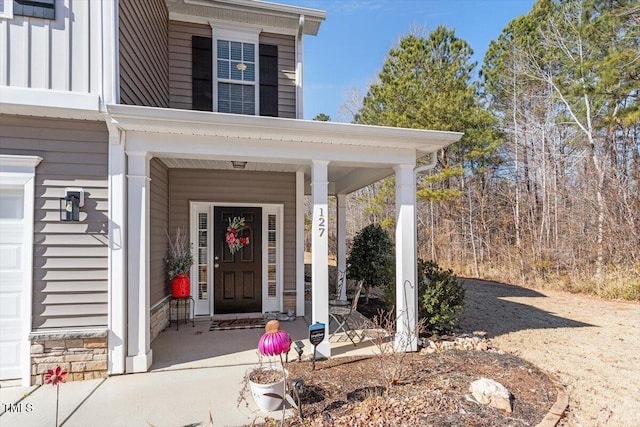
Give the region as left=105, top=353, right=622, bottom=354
left=105, top=104, right=462, bottom=375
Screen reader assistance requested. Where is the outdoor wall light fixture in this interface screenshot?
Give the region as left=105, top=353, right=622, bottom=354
left=231, top=161, right=247, bottom=170
left=59, top=188, right=84, bottom=222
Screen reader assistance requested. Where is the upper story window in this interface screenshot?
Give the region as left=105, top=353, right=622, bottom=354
left=13, top=0, right=55, bottom=19
left=191, top=27, right=279, bottom=117
left=217, top=40, right=256, bottom=115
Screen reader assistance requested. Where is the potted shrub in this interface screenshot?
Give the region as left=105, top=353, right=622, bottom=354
left=164, top=227, right=194, bottom=298
left=247, top=320, right=291, bottom=412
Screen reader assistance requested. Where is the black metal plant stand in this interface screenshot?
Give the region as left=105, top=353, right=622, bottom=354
left=170, top=296, right=195, bottom=330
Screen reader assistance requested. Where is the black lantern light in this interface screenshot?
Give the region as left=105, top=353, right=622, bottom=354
left=59, top=189, right=83, bottom=221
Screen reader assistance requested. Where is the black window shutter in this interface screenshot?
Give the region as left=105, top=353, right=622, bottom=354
left=192, top=36, right=212, bottom=111
left=259, top=44, right=278, bottom=117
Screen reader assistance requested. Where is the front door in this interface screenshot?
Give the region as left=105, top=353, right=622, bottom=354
left=213, top=207, right=262, bottom=314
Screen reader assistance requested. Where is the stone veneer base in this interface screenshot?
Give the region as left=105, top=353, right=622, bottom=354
left=150, top=297, right=171, bottom=341
left=30, top=329, right=108, bottom=385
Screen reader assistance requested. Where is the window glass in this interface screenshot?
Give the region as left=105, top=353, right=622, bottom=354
left=0, top=187, right=24, bottom=220
left=216, top=38, right=256, bottom=115
left=13, top=0, right=55, bottom=19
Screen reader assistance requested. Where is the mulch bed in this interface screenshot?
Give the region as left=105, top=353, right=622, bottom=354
left=271, top=350, right=557, bottom=426
left=249, top=297, right=557, bottom=426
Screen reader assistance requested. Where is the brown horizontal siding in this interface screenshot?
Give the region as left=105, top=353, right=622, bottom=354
left=168, top=20, right=211, bottom=110
left=150, top=159, right=169, bottom=306
left=119, top=0, right=169, bottom=107
left=0, top=115, right=109, bottom=330
left=168, top=169, right=297, bottom=300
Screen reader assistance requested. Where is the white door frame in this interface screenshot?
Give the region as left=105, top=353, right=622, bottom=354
left=0, top=155, right=41, bottom=386
left=189, top=202, right=283, bottom=316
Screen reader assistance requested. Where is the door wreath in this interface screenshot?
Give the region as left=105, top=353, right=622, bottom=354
left=226, top=216, right=251, bottom=254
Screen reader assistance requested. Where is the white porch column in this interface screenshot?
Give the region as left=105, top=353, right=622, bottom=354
left=394, top=164, right=418, bottom=352
left=336, top=193, right=347, bottom=300
left=295, top=168, right=305, bottom=316
left=125, top=151, right=152, bottom=372
left=311, top=160, right=330, bottom=358
left=107, top=124, right=126, bottom=375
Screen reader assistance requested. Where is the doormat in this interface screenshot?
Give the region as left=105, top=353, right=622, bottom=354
left=209, top=318, right=266, bottom=331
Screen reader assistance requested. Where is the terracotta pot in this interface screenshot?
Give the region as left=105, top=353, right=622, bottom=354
left=171, top=274, right=190, bottom=298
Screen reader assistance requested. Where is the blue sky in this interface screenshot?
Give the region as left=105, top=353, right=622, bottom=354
left=275, top=0, right=536, bottom=121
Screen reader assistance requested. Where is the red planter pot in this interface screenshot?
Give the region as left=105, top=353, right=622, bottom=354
left=171, top=274, right=190, bottom=298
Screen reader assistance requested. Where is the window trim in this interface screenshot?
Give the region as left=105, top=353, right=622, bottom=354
left=0, top=0, right=13, bottom=19
left=211, top=26, right=260, bottom=115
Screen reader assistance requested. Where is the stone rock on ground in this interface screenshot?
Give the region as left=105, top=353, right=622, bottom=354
left=469, top=377, right=514, bottom=413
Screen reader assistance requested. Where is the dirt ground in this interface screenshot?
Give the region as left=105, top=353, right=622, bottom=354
left=459, top=279, right=640, bottom=427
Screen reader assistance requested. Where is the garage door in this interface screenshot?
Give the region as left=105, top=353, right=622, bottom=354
left=0, top=187, right=26, bottom=381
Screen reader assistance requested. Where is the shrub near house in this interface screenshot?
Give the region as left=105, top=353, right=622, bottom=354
left=418, top=259, right=465, bottom=334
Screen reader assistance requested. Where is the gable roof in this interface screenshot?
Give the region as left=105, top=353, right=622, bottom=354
left=166, top=0, right=326, bottom=35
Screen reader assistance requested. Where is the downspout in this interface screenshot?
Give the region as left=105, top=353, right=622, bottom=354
left=296, top=15, right=304, bottom=119
left=414, top=150, right=438, bottom=175
left=414, top=150, right=439, bottom=263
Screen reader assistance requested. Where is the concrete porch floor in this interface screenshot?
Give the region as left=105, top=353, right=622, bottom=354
left=150, top=308, right=379, bottom=372
left=0, top=310, right=380, bottom=427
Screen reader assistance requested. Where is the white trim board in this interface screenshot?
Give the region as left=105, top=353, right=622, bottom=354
left=0, top=155, right=42, bottom=386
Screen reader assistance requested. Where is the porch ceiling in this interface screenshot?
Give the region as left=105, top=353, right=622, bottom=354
left=156, top=157, right=392, bottom=195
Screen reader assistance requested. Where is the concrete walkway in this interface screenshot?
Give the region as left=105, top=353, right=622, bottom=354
left=0, top=317, right=378, bottom=427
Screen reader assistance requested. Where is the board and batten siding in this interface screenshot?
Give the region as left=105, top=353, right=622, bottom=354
left=167, top=169, right=297, bottom=295
left=168, top=20, right=211, bottom=111
left=0, top=115, right=109, bottom=329
left=168, top=21, right=297, bottom=117
left=0, top=0, right=112, bottom=95
left=119, top=0, right=169, bottom=107
left=259, top=32, right=296, bottom=119
left=149, top=158, right=169, bottom=307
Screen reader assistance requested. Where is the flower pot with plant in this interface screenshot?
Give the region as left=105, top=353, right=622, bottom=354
left=164, top=227, right=194, bottom=298
left=247, top=320, right=291, bottom=413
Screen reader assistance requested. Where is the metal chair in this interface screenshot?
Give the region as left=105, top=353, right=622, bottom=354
left=329, top=280, right=364, bottom=346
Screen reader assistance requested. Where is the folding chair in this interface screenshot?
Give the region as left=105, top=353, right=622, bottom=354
left=329, top=280, right=364, bottom=346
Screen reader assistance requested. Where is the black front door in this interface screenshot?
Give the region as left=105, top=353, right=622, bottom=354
left=214, top=206, right=262, bottom=313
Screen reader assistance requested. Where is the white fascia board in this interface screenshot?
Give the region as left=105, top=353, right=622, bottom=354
left=125, top=130, right=416, bottom=166
left=106, top=104, right=463, bottom=153
left=1, top=86, right=101, bottom=111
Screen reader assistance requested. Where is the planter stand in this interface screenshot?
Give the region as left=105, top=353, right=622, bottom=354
left=169, top=296, right=195, bottom=330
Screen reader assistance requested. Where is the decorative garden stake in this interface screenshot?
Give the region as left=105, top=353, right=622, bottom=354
left=308, top=322, right=325, bottom=370
left=258, top=320, right=291, bottom=423
left=44, top=365, right=68, bottom=427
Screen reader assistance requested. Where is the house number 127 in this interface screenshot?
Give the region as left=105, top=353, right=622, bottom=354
left=318, top=208, right=326, bottom=237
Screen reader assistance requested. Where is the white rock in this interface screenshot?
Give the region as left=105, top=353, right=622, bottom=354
left=469, top=378, right=513, bottom=413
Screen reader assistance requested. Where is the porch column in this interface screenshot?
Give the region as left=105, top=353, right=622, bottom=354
left=107, top=123, right=126, bottom=375
left=394, top=164, right=418, bottom=352
left=125, top=151, right=153, bottom=372
left=295, top=168, right=305, bottom=316
left=336, top=193, right=347, bottom=300
left=311, top=160, right=330, bottom=358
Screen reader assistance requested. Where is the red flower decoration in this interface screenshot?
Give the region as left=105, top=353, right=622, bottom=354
left=44, top=366, right=68, bottom=386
